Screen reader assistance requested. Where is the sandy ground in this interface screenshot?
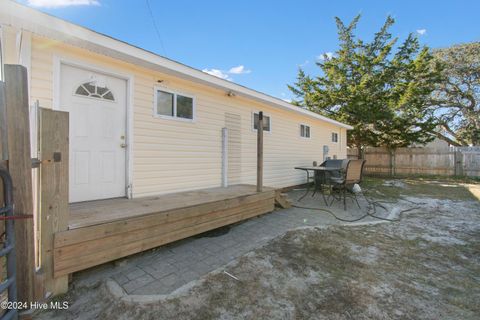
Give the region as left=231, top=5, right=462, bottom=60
left=36, top=178, right=480, bottom=320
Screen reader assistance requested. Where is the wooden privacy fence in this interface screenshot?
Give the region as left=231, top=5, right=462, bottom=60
left=0, top=65, right=69, bottom=309
left=348, top=146, right=480, bottom=177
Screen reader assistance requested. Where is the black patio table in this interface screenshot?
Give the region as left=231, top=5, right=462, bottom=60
left=294, top=166, right=342, bottom=205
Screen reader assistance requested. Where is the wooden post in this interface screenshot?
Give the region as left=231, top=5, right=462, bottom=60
left=4, top=65, right=35, bottom=303
left=38, top=108, right=69, bottom=296
left=454, top=147, right=464, bottom=177
left=257, top=112, right=263, bottom=192
left=388, top=148, right=396, bottom=177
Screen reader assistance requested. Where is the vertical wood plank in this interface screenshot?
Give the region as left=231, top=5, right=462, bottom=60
left=0, top=82, right=8, bottom=163
left=454, top=148, right=464, bottom=176
left=39, top=108, right=69, bottom=296
left=257, top=111, right=263, bottom=192
left=0, top=82, right=6, bottom=290
left=4, top=64, right=35, bottom=303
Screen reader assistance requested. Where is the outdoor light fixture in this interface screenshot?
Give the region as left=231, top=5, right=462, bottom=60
left=227, top=90, right=236, bottom=97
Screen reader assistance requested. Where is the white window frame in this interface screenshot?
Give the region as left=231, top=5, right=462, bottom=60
left=153, top=86, right=196, bottom=122
left=251, top=111, right=272, bottom=133
left=332, top=132, right=339, bottom=143
left=300, top=123, right=311, bottom=139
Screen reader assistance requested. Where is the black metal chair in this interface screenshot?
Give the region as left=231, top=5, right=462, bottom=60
left=312, top=159, right=347, bottom=205
left=329, top=159, right=367, bottom=210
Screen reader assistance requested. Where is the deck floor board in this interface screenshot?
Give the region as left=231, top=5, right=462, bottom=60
left=69, top=184, right=274, bottom=229
left=55, top=184, right=276, bottom=277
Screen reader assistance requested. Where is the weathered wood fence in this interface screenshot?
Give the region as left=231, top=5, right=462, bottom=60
left=0, top=65, right=69, bottom=311
left=1, top=65, right=36, bottom=306
left=348, top=145, right=480, bottom=177
left=37, top=108, right=69, bottom=296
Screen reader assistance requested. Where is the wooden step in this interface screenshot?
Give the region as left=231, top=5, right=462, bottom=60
left=275, top=190, right=292, bottom=209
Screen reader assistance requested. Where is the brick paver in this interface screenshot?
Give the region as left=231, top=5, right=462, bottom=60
left=74, top=190, right=378, bottom=296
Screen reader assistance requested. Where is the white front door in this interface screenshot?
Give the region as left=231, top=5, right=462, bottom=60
left=60, top=64, right=127, bottom=202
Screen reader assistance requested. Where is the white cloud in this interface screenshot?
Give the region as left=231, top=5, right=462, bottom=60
left=416, top=29, right=427, bottom=35
left=298, top=60, right=309, bottom=67
left=202, top=68, right=231, bottom=80
left=280, top=93, right=292, bottom=103
left=317, top=52, right=334, bottom=61
left=27, top=0, right=100, bottom=8
left=203, top=64, right=252, bottom=81
left=228, top=65, right=251, bottom=74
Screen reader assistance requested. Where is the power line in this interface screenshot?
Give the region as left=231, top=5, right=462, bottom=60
left=145, top=0, right=167, bottom=56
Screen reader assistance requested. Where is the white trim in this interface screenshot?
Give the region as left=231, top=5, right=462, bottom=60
left=18, top=30, right=31, bottom=103
left=153, top=86, right=196, bottom=122
left=299, top=123, right=311, bottom=139
left=15, top=28, right=21, bottom=62
left=221, top=127, right=228, bottom=188
left=339, top=128, right=343, bottom=148
left=0, top=25, right=4, bottom=81
left=52, top=55, right=135, bottom=198
left=251, top=111, right=272, bottom=133
left=0, top=0, right=352, bottom=130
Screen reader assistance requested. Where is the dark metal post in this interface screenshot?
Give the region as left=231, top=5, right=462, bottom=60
left=0, top=167, right=18, bottom=320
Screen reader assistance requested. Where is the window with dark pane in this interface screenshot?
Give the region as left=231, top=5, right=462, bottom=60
left=156, top=90, right=174, bottom=116
left=253, top=113, right=271, bottom=132
left=75, top=82, right=115, bottom=102
left=331, top=132, right=338, bottom=142
left=75, top=85, right=89, bottom=96
left=83, top=82, right=96, bottom=94
left=176, top=94, right=193, bottom=119
left=300, top=124, right=311, bottom=138
left=103, top=91, right=114, bottom=101
left=96, top=86, right=109, bottom=96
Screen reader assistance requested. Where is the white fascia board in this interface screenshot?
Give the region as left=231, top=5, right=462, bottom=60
left=0, top=0, right=353, bottom=130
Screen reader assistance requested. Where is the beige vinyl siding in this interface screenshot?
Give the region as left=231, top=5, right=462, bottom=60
left=225, top=113, right=242, bottom=184
left=29, top=35, right=347, bottom=198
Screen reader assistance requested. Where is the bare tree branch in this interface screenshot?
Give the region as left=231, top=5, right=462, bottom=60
left=435, top=131, right=461, bottom=146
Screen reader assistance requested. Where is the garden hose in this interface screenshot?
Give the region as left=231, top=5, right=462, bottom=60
left=292, top=188, right=423, bottom=223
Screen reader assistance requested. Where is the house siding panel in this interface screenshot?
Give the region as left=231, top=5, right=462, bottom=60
left=29, top=35, right=347, bottom=198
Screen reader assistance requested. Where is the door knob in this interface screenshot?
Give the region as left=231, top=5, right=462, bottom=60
left=120, top=143, right=128, bottom=148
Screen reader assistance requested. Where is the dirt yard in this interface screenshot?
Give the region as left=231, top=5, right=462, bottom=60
left=37, top=177, right=480, bottom=320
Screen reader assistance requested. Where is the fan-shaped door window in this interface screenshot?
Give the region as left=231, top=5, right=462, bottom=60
left=75, top=81, right=115, bottom=101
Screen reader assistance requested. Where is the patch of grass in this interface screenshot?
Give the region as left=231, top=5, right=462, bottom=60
left=366, top=173, right=480, bottom=184
left=362, top=176, right=478, bottom=201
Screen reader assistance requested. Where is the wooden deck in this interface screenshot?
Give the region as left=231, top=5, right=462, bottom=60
left=53, top=185, right=275, bottom=277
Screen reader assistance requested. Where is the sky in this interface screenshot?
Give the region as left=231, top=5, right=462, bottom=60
left=19, top=0, right=480, bottom=101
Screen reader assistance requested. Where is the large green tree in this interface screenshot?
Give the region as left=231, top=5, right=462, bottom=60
left=430, top=42, right=480, bottom=146
left=289, top=15, right=442, bottom=157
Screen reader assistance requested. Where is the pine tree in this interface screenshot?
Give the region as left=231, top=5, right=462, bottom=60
left=289, top=15, right=442, bottom=157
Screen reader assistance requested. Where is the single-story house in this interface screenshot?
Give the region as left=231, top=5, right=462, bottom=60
left=0, top=0, right=351, bottom=203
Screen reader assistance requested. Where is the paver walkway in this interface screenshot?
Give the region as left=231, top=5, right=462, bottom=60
left=74, top=190, right=383, bottom=295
